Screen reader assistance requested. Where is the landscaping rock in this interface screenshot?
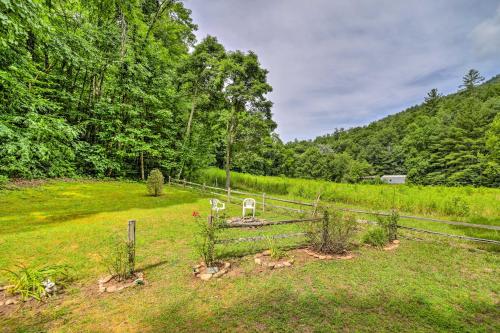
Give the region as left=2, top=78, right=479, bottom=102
left=254, top=253, right=262, bottom=258
left=106, top=285, right=119, bottom=293
left=99, top=275, right=114, bottom=284
left=337, top=254, right=354, bottom=260
left=99, top=285, right=107, bottom=293
left=206, top=266, right=219, bottom=274
left=213, top=269, right=227, bottom=278
left=5, top=299, right=18, bottom=305
left=254, top=258, right=262, bottom=265
left=200, top=273, right=213, bottom=281
left=262, top=250, right=271, bottom=256
left=224, top=262, right=231, bottom=269
left=318, top=255, right=326, bottom=260
left=393, top=240, right=400, bottom=244
left=283, top=261, right=292, bottom=267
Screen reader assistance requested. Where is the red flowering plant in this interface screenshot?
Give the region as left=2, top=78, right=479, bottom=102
left=192, top=210, right=221, bottom=268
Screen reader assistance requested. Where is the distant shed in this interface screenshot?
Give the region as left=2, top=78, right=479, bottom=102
left=381, top=175, right=407, bottom=184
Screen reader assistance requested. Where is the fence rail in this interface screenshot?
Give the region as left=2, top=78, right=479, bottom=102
left=169, top=177, right=500, bottom=245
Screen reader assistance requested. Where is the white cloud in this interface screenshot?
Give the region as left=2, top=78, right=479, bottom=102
left=187, top=0, right=500, bottom=141
left=471, top=6, right=500, bottom=57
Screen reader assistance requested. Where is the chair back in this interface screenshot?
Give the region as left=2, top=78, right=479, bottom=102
left=243, top=198, right=256, bottom=208
left=210, top=198, right=219, bottom=209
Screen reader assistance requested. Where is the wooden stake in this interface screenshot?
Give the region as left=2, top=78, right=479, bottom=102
left=262, top=192, right=266, bottom=213
left=312, top=193, right=322, bottom=217
left=128, top=220, right=136, bottom=274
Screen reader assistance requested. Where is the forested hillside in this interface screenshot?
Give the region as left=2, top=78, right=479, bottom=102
left=0, top=0, right=276, bottom=183
left=274, top=73, right=500, bottom=187
left=1, top=1, right=499, bottom=187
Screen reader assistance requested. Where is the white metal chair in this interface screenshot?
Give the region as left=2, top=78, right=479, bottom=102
left=210, top=198, right=225, bottom=215
left=242, top=198, right=256, bottom=217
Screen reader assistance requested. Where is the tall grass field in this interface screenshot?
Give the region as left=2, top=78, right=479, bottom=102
left=195, top=168, right=500, bottom=225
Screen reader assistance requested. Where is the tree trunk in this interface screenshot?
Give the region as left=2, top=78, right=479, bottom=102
left=225, top=110, right=235, bottom=189
left=177, top=92, right=197, bottom=179
left=140, top=152, right=145, bottom=180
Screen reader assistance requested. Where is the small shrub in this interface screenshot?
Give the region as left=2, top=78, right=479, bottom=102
left=362, top=227, right=388, bottom=247
left=377, top=210, right=399, bottom=241
left=266, top=237, right=286, bottom=260
left=103, top=236, right=135, bottom=281
left=0, top=175, right=8, bottom=189
left=3, top=264, right=72, bottom=301
left=194, top=213, right=221, bottom=267
left=307, top=209, right=356, bottom=254
left=147, top=169, right=164, bottom=196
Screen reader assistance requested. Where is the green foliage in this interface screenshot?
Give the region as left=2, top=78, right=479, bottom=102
left=147, top=169, right=164, bottom=197
left=194, top=215, right=221, bottom=267
left=0, top=175, right=8, bottom=189
left=377, top=210, right=399, bottom=242
left=102, top=236, right=135, bottom=281
left=444, top=197, right=470, bottom=217
left=266, top=237, right=286, bottom=260
left=3, top=264, right=72, bottom=301
left=197, top=168, right=499, bottom=222
left=363, top=227, right=388, bottom=247
left=307, top=209, right=356, bottom=254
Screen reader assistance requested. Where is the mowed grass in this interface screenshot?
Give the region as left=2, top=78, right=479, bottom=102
left=0, top=180, right=499, bottom=332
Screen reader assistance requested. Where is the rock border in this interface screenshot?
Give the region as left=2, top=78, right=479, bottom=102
left=254, top=250, right=294, bottom=269
left=383, top=239, right=400, bottom=251
left=303, top=248, right=355, bottom=260
left=193, top=261, right=231, bottom=281
left=98, top=272, right=145, bottom=293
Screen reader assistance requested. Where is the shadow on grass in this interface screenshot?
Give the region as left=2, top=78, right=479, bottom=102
left=0, top=190, right=201, bottom=235
left=146, top=287, right=499, bottom=332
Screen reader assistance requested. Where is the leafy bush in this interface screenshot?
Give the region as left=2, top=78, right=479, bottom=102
left=307, top=209, right=356, bottom=254
left=3, top=264, right=72, bottom=301
left=102, top=237, right=135, bottom=281
left=194, top=213, right=221, bottom=267
left=377, top=210, right=399, bottom=242
left=362, top=227, right=388, bottom=247
left=147, top=169, right=164, bottom=197
left=0, top=175, right=8, bottom=189
left=266, top=237, right=286, bottom=260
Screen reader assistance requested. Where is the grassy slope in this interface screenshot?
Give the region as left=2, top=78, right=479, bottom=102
left=0, top=181, right=499, bottom=332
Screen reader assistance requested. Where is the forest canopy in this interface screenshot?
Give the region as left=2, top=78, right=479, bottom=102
left=0, top=0, right=499, bottom=187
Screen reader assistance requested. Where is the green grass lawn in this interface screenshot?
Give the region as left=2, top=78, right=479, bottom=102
left=0, top=180, right=499, bottom=332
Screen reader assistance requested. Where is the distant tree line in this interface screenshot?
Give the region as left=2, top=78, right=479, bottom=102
left=269, top=71, right=499, bottom=187
left=1, top=1, right=498, bottom=187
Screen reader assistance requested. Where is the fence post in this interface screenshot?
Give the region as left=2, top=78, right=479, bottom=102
left=312, top=193, right=322, bottom=217
left=128, top=220, right=136, bottom=274
left=227, top=187, right=231, bottom=203
left=203, top=182, right=206, bottom=192
left=215, top=178, right=218, bottom=188
left=262, top=192, right=266, bottom=213
left=183, top=178, right=186, bottom=187
left=168, top=175, right=171, bottom=186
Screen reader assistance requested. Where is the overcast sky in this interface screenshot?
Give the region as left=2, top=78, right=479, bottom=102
left=186, top=0, right=500, bottom=142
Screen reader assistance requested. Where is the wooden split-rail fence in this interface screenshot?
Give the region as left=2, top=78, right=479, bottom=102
left=169, top=177, right=500, bottom=246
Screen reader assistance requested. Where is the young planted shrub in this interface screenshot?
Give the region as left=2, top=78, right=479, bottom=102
left=3, top=264, right=72, bottom=301
left=147, top=168, right=164, bottom=196
left=266, top=237, right=286, bottom=260
left=103, top=236, right=135, bottom=281
left=307, top=209, right=356, bottom=254
left=377, top=209, right=399, bottom=242
left=362, top=227, right=388, bottom=247
left=194, top=213, right=221, bottom=267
